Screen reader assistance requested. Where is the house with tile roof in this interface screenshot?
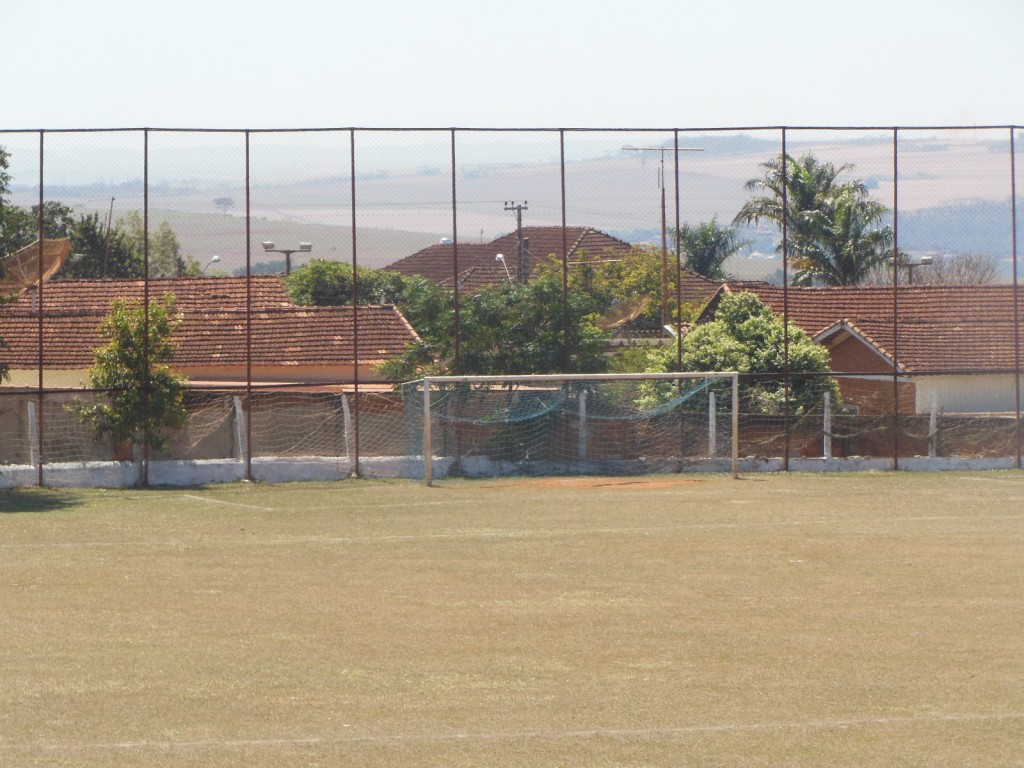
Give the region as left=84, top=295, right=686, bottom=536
left=0, top=276, right=421, bottom=388
left=386, top=226, right=726, bottom=346
left=697, top=281, right=1024, bottom=414
left=385, top=227, right=634, bottom=291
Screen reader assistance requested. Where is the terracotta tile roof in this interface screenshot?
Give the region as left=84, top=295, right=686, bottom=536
left=178, top=305, right=420, bottom=367
left=437, top=263, right=513, bottom=293
left=707, top=282, right=1024, bottom=373
left=679, top=271, right=726, bottom=307
left=12, top=276, right=295, bottom=315
left=387, top=243, right=498, bottom=285
left=0, top=277, right=419, bottom=372
left=386, top=227, right=632, bottom=291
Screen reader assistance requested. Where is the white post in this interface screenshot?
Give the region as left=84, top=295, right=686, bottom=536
left=578, top=389, right=588, bottom=462
left=929, top=392, right=939, bottom=458
left=708, top=390, right=717, bottom=458
left=27, top=400, right=40, bottom=468
left=233, top=396, right=248, bottom=462
left=731, top=373, right=740, bottom=479
left=823, top=391, right=832, bottom=460
left=340, top=393, right=353, bottom=464
left=423, top=379, right=433, bottom=486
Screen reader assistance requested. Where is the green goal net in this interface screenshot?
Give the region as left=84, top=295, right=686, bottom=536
left=402, top=373, right=739, bottom=483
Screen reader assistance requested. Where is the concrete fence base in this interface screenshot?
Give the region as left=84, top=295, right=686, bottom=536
left=0, top=454, right=1019, bottom=489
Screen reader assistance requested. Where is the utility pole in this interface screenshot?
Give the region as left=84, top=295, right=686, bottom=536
left=504, top=201, right=529, bottom=284
left=622, top=146, right=702, bottom=325
left=102, top=197, right=115, bottom=277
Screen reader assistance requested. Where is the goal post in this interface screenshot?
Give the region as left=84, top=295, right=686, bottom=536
left=405, top=372, right=740, bottom=484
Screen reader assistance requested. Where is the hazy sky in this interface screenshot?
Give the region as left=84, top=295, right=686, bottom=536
left=4, top=0, right=1021, bottom=130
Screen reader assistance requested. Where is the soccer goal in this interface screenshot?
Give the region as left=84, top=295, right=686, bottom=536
left=402, top=372, right=739, bottom=484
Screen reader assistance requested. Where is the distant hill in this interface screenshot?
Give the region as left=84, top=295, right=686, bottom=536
left=8, top=131, right=1019, bottom=275
left=129, top=209, right=441, bottom=274
left=897, top=199, right=1020, bottom=258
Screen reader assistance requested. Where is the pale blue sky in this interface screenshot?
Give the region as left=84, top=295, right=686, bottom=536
left=4, top=0, right=1021, bottom=130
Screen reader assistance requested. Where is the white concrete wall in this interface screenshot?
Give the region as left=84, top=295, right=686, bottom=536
left=1, top=454, right=1018, bottom=489
left=915, top=374, right=1024, bottom=414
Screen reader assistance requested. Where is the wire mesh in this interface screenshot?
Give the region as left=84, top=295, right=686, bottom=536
left=402, top=376, right=736, bottom=480
left=0, top=126, right=1021, bottom=484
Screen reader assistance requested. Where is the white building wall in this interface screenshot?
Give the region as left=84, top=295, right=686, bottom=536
left=915, top=374, right=1024, bottom=414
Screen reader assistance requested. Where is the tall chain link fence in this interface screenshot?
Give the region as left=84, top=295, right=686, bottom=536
left=0, top=126, right=1021, bottom=484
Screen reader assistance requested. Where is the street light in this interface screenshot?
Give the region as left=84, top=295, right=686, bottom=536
left=495, top=253, right=512, bottom=282
left=201, top=254, right=221, bottom=274
left=262, top=241, right=312, bottom=275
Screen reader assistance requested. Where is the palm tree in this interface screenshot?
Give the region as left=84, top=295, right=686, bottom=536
left=733, top=153, right=892, bottom=286
left=677, top=217, right=746, bottom=280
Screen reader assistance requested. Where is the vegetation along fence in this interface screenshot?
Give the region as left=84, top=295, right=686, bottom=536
left=0, top=125, right=1021, bottom=485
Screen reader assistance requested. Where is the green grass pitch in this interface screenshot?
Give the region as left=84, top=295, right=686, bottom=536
left=2, top=471, right=1023, bottom=767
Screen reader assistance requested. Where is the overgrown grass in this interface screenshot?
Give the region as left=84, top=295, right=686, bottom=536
left=2, top=472, right=1023, bottom=767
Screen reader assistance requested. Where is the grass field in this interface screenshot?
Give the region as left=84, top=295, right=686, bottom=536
left=2, top=472, right=1023, bottom=767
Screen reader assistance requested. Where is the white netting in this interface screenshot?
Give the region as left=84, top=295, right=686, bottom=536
left=402, top=373, right=739, bottom=481
left=250, top=391, right=350, bottom=459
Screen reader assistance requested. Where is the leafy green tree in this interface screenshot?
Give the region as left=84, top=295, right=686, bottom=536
left=646, top=292, right=838, bottom=414
left=120, top=212, right=198, bottom=276
left=286, top=259, right=409, bottom=306
left=1, top=200, right=76, bottom=257
left=379, top=274, right=608, bottom=379
left=0, top=145, right=10, bottom=201
left=676, top=217, right=745, bottom=280
left=0, top=147, right=15, bottom=377
left=733, top=153, right=892, bottom=286
left=0, top=144, right=11, bottom=259
left=0, top=146, right=77, bottom=258
left=69, top=294, right=188, bottom=452
left=65, top=212, right=143, bottom=278
left=534, top=245, right=687, bottom=331
left=458, top=276, right=608, bottom=375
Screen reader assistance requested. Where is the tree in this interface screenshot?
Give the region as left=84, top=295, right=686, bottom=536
left=286, top=259, right=408, bottom=306
left=213, top=197, right=234, bottom=216
left=65, top=212, right=143, bottom=278
left=120, top=212, right=197, bottom=276
left=677, top=217, right=745, bottom=280
left=458, top=276, right=608, bottom=375
left=1, top=146, right=80, bottom=258
left=915, top=251, right=1000, bottom=285
left=647, top=292, right=838, bottom=414
left=533, top=245, right=690, bottom=332
left=733, top=153, right=892, bottom=286
left=379, top=274, right=609, bottom=379
left=1, top=200, right=77, bottom=257
left=69, top=294, right=188, bottom=453
left=0, top=145, right=10, bottom=203
left=0, top=144, right=11, bottom=259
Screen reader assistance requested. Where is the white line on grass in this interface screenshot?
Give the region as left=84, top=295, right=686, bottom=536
left=179, top=494, right=276, bottom=512
left=4, top=712, right=1022, bottom=753
left=258, top=510, right=1023, bottom=546
left=270, top=499, right=484, bottom=512
left=1, top=510, right=1018, bottom=552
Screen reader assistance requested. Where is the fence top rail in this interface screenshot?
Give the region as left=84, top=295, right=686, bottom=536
left=417, top=372, right=739, bottom=386
left=2, top=124, right=1022, bottom=135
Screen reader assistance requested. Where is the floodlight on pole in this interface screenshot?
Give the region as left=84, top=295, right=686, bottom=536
left=893, top=253, right=933, bottom=284
left=262, top=240, right=312, bottom=275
